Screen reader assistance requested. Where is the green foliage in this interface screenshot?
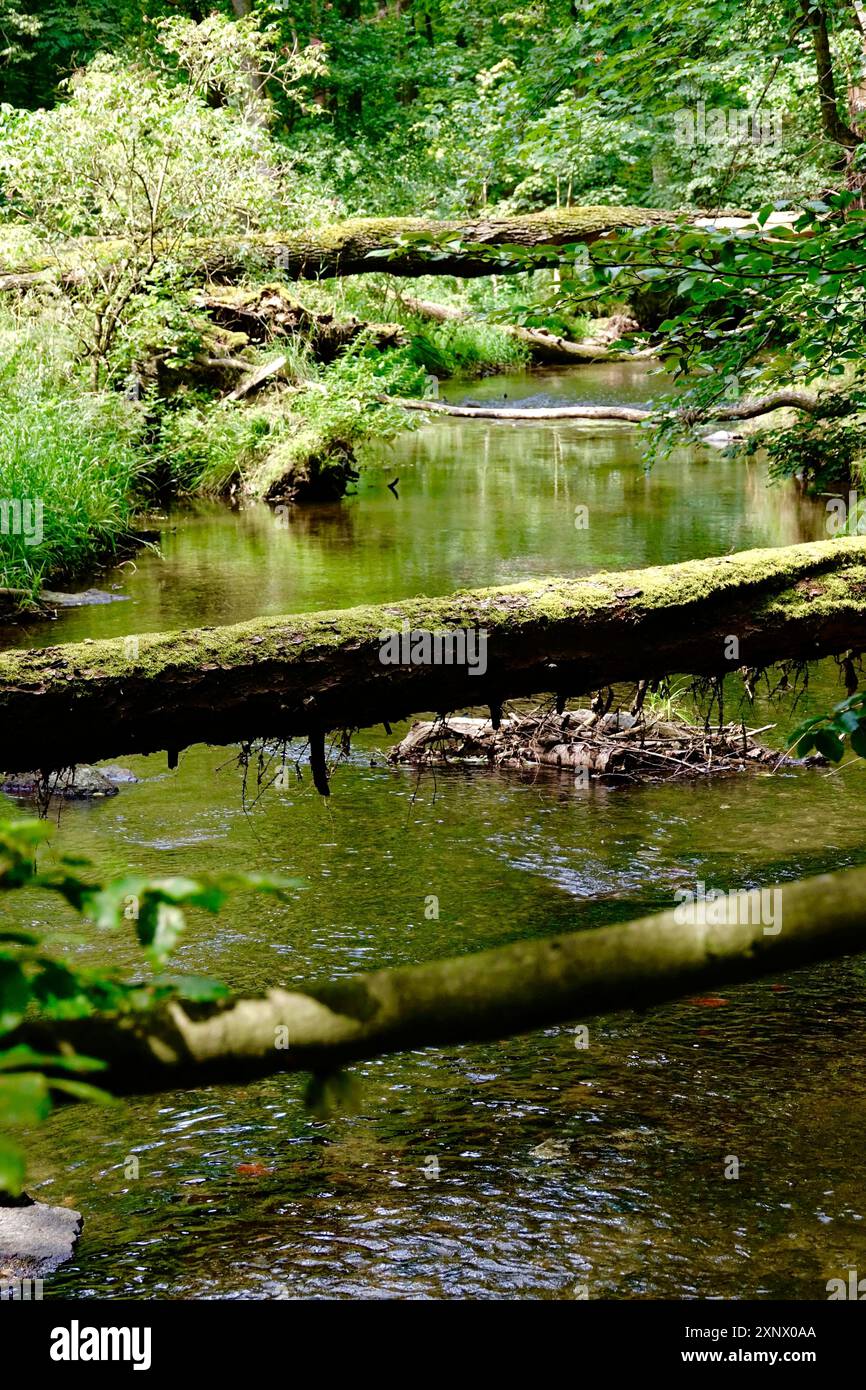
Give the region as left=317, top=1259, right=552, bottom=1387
left=407, top=319, right=529, bottom=377
left=0, top=0, right=154, bottom=109
left=301, top=336, right=426, bottom=431
left=108, top=276, right=210, bottom=387
left=156, top=11, right=326, bottom=123
left=0, top=310, right=143, bottom=595
left=250, top=337, right=427, bottom=495
left=763, top=408, right=866, bottom=492
left=0, top=17, right=333, bottom=384
left=1, top=0, right=860, bottom=219
left=0, top=817, right=295, bottom=1194
left=150, top=334, right=424, bottom=498
left=264, top=0, right=849, bottom=215
left=788, top=690, right=866, bottom=764
left=4, top=0, right=866, bottom=570
left=0, top=22, right=329, bottom=238
left=154, top=395, right=275, bottom=496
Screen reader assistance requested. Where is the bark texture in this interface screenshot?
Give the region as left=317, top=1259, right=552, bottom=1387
left=0, top=539, right=864, bottom=769
left=0, top=207, right=708, bottom=288
left=11, top=862, right=866, bottom=1093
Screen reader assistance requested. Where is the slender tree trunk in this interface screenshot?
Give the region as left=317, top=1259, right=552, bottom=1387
left=12, top=862, right=866, bottom=1093
left=801, top=0, right=863, bottom=148
left=382, top=292, right=651, bottom=364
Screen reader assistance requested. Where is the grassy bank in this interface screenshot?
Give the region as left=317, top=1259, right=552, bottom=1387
left=0, top=254, right=595, bottom=612
left=0, top=317, right=143, bottom=602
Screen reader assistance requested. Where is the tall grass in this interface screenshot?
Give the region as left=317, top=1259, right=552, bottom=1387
left=406, top=319, right=529, bottom=377
left=159, top=337, right=426, bottom=499
left=0, top=317, right=143, bottom=598
left=154, top=396, right=274, bottom=495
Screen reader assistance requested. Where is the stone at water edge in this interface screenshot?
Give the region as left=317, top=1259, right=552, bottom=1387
left=40, top=588, right=130, bottom=608
left=98, top=764, right=140, bottom=784
left=702, top=430, right=745, bottom=448
left=0, top=1199, right=83, bottom=1281
left=1, top=766, right=119, bottom=798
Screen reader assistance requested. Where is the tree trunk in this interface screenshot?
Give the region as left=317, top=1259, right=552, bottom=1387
left=206, top=205, right=796, bottom=285
left=391, top=390, right=820, bottom=423
left=0, top=207, right=761, bottom=289
left=0, top=539, right=864, bottom=770
left=381, top=292, right=650, bottom=364
left=11, top=862, right=866, bottom=1093
left=800, top=0, right=863, bottom=149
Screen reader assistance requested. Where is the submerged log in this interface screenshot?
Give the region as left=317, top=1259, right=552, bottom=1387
left=0, top=539, right=864, bottom=770
left=11, top=861, right=866, bottom=1093
left=389, top=709, right=802, bottom=781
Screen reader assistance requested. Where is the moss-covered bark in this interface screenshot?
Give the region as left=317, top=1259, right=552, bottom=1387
left=0, top=539, right=865, bottom=770
left=1, top=207, right=672, bottom=288
left=12, top=861, right=866, bottom=1092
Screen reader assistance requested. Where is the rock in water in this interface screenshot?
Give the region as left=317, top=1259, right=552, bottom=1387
left=529, top=1138, right=573, bottom=1161
left=1, top=766, right=119, bottom=799
left=702, top=430, right=744, bottom=448
left=40, top=588, right=130, bottom=608
left=0, top=1198, right=83, bottom=1281
left=98, top=764, right=139, bottom=784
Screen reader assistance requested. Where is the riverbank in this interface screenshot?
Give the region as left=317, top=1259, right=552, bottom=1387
left=0, top=283, right=543, bottom=611
left=3, top=362, right=864, bottom=1300
left=1, top=360, right=829, bottom=644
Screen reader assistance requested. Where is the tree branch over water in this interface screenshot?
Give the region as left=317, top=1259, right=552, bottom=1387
left=390, top=390, right=821, bottom=423
left=11, top=864, right=866, bottom=1095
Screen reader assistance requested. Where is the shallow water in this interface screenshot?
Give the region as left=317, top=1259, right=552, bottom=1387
left=4, top=362, right=865, bottom=1301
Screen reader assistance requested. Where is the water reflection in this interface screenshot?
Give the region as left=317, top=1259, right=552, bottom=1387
left=3, top=363, right=862, bottom=1301
left=2, top=364, right=826, bottom=649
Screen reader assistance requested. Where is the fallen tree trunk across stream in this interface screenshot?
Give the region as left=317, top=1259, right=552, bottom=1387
left=0, top=207, right=782, bottom=290
left=0, top=539, right=864, bottom=771
left=393, top=390, right=821, bottom=424
left=11, top=862, right=866, bottom=1093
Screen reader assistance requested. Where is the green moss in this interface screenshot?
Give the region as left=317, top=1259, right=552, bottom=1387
left=2, top=537, right=865, bottom=690
left=1, top=208, right=671, bottom=287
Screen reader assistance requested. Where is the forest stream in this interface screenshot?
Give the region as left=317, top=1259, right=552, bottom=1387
left=3, top=363, right=866, bottom=1301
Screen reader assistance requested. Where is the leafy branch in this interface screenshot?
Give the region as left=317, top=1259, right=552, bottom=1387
left=0, top=818, right=295, bottom=1196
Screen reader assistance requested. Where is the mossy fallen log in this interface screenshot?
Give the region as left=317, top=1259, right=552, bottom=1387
left=0, top=539, right=864, bottom=771
left=11, top=862, right=866, bottom=1093
left=194, top=285, right=407, bottom=363
left=0, top=207, right=717, bottom=289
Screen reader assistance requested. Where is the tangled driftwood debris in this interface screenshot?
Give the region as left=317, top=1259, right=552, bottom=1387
left=389, top=708, right=813, bottom=782
left=194, top=286, right=407, bottom=364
